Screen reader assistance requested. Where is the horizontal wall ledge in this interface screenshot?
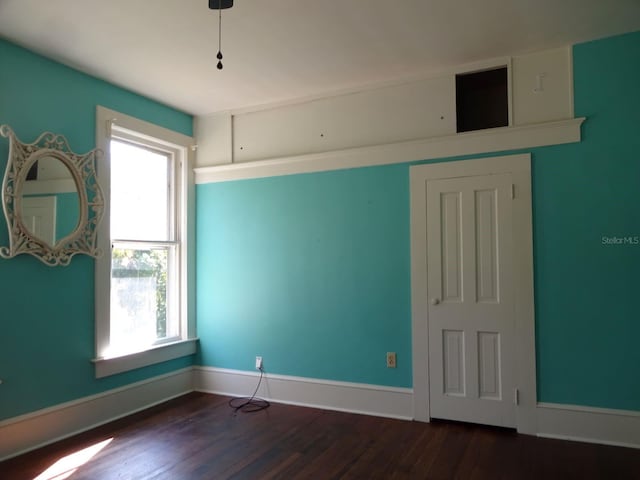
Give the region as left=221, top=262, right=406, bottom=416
left=194, top=117, right=585, bottom=184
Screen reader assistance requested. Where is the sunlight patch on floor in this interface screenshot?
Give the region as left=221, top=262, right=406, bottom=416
left=33, top=438, right=113, bottom=480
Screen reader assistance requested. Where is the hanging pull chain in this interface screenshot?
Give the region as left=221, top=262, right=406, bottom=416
left=216, top=0, right=223, bottom=69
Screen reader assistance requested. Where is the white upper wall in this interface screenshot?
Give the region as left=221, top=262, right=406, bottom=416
left=195, top=47, right=574, bottom=168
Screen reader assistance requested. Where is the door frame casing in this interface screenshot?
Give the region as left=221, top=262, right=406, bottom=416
left=410, top=153, right=537, bottom=434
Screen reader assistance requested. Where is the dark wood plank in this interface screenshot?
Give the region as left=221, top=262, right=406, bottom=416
left=0, top=392, right=638, bottom=480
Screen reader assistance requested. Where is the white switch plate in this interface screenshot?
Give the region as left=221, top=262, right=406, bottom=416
left=255, top=356, right=263, bottom=370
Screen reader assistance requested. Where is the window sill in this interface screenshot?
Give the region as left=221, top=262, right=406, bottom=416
left=92, top=338, right=198, bottom=378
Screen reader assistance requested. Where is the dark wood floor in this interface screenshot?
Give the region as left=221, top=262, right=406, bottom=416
left=1, top=393, right=638, bottom=479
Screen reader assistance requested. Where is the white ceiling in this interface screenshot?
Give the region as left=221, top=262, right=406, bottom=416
left=0, top=0, right=639, bottom=116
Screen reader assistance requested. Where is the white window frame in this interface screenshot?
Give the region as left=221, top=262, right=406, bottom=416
left=93, top=106, right=197, bottom=378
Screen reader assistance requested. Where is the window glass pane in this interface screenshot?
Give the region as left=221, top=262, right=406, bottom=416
left=110, top=246, right=174, bottom=354
left=111, top=140, right=171, bottom=241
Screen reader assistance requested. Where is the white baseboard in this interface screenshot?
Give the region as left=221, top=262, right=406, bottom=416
left=0, top=367, right=194, bottom=461
left=193, top=366, right=414, bottom=420
left=2, top=366, right=638, bottom=462
left=536, top=402, right=640, bottom=449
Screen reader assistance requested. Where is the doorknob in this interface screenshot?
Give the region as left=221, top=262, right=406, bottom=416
left=431, top=298, right=440, bottom=305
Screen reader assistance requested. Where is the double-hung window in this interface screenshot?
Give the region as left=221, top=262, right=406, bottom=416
left=110, top=140, right=178, bottom=349
left=94, top=106, right=196, bottom=378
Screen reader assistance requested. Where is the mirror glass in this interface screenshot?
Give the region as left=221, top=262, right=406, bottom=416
left=21, top=155, right=80, bottom=246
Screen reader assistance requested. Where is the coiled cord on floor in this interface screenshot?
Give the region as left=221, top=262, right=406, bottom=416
left=228, top=367, right=270, bottom=413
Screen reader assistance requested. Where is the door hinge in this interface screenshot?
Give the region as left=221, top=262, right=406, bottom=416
left=511, top=184, right=515, bottom=199
left=514, top=388, right=520, bottom=405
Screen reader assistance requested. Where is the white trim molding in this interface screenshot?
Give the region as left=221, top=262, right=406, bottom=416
left=193, top=366, right=414, bottom=420
left=92, top=338, right=198, bottom=378
left=537, top=402, right=640, bottom=449
left=94, top=106, right=197, bottom=378
left=194, top=118, right=584, bottom=184
left=0, top=368, right=193, bottom=462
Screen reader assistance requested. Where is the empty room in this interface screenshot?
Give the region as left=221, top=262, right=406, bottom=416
left=0, top=1, right=639, bottom=478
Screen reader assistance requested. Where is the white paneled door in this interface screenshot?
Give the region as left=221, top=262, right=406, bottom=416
left=426, top=173, right=516, bottom=428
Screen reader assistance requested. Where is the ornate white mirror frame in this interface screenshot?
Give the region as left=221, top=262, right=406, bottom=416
left=0, top=125, right=104, bottom=266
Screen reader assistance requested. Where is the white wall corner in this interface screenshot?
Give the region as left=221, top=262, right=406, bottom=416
left=193, top=366, right=414, bottom=421
left=536, top=402, right=640, bottom=449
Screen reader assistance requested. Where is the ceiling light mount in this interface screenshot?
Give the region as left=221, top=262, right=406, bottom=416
left=209, top=0, right=233, bottom=70
left=208, top=0, right=233, bottom=9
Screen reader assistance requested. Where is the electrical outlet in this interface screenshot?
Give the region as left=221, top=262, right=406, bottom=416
left=255, top=356, right=263, bottom=370
left=386, top=352, right=397, bottom=368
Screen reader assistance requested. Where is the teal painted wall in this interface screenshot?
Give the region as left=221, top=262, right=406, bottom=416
left=0, top=39, right=194, bottom=421
left=197, top=166, right=412, bottom=386
left=197, top=30, right=640, bottom=410
left=533, top=31, right=640, bottom=409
